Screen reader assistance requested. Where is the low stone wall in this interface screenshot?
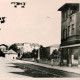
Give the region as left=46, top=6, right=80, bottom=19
left=39, top=59, right=59, bottom=66
left=22, top=58, right=59, bottom=66
left=22, top=58, right=34, bottom=62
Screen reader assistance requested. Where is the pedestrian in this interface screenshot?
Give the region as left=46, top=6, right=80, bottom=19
left=58, top=49, right=62, bottom=67
left=51, top=59, right=54, bottom=66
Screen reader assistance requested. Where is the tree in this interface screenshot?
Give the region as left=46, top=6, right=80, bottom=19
left=0, top=44, right=8, bottom=50
left=31, top=49, right=38, bottom=58
left=40, top=45, right=50, bottom=59
left=50, top=49, right=59, bottom=59
left=0, top=49, right=5, bottom=57
left=21, top=52, right=31, bottom=58
left=9, top=44, right=18, bottom=52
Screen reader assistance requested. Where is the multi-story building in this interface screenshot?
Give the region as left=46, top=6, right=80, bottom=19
left=58, top=3, right=80, bottom=66
left=16, top=42, right=40, bottom=53
left=15, top=42, right=40, bottom=58
left=23, top=43, right=40, bottom=53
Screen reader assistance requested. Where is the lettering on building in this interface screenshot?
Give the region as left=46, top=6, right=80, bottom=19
left=11, top=2, right=26, bottom=8
left=0, top=17, right=6, bottom=24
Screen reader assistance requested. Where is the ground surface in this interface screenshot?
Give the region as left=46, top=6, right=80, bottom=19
left=0, top=57, right=31, bottom=78
left=0, top=57, right=80, bottom=78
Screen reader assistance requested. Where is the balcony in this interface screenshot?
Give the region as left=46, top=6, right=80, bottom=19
left=61, top=35, right=80, bottom=46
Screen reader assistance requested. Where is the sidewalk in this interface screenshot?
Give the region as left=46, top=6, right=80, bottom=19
left=16, top=59, right=80, bottom=75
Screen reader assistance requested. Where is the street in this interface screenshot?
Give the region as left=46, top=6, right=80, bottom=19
left=0, top=57, right=80, bottom=78
left=0, top=57, right=31, bottom=78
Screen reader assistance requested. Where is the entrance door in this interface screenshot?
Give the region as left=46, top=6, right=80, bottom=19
left=67, top=48, right=72, bottom=67
left=72, top=48, right=78, bottom=66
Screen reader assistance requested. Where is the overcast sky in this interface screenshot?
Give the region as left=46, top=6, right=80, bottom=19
left=0, top=0, right=79, bottom=47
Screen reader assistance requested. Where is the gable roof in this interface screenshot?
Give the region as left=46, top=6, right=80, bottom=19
left=0, top=44, right=8, bottom=49
left=58, top=3, right=79, bottom=11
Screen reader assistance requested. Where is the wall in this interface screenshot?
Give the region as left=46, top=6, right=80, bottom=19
left=61, top=46, right=80, bottom=66
left=46, top=45, right=59, bottom=55
left=23, top=43, right=40, bottom=53
left=61, top=12, right=77, bottom=46
left=5, top=54, right=18, bottom=59
left=0, top=46, right=7, bottom=52
left=76, top=12, right=80, bottom=35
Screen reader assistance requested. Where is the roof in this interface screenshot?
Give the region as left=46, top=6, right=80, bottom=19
left=6, top=49, right=17, bottom=54
left=46, top=44, right=60, bottom=48
left=58, top=3, right=79, bottom=11
left=0, top=44, right=8, bottom=48
left=60, top=43, right=80, bottom=48
left=15, top=43, right=24, bottom=46
left=15, top=42, right=40, bottom=47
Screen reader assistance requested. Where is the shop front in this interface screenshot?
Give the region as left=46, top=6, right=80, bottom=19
left=60, top=44, right=80, bottom=67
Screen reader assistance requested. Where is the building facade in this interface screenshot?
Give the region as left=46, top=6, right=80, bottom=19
left=5, top=49, right=18, bottom=59
left=0, top=44, right=8, bottom=53
left=58, top=3, right=80, bottom=66
left=16, top=42, right=40, bottom=53
left=23, top=43, right=40, bottom=53
left=46, top=44, right=60, bottom=55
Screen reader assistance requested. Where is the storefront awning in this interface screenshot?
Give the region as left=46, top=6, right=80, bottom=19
left=60, top=44, right=80, bottom=48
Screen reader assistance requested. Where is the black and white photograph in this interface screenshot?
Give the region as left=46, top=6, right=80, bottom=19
left=0, top=0, right=80, bottom=79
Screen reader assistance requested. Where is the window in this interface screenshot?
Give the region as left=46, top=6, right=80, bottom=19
left=71, top=5, right=78, bottom=14
left=63, top=29, right=67, bottom=39
left=63, top=29, right=65, bottom=39
left=70, top=16, right=72, bottom=22
left=72, top=24, right=75, bottom=35
left=64, top=12, right=67, bottom=20
left=79, top=26, right=80, bottom=31
left=62, top=12, right=65, bottom=21
left=72, top=15, right=74, bottom=22
left=66, top=29, right=67, bottom=37
left=67, top=9, right=70, bottom=16
left=68, top=26, right=71, bottom=36
left=71, top=10, right=73, bottom=14
left=62, top=11, right=67, bottom=21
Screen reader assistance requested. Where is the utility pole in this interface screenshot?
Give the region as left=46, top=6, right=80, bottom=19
left=38, top=48, right=40, bottom=60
